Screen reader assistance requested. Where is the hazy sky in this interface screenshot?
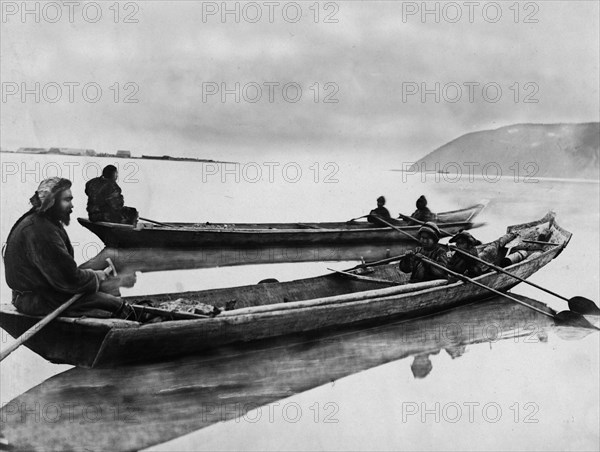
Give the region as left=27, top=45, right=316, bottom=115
left=1, top=1, right=598, bottom=162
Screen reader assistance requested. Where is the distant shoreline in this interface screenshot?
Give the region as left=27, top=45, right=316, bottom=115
left=0, top=149, right=236, bottom=164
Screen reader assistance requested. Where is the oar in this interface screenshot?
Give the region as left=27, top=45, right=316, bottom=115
left=372, top=215, right=425, bottom=243
left=345, top=251, right=413, bottom=271
left=448, top=245, right=600, bottom=316
left=395, top=212, right=453, bottom=237
left=139, top=217, right=175, bottom=228
left=416, top=254, right=599, bottom=329
left=327, top=268, right=400, bottom=285
left=346, top=214, right=369, bottom=223
left=0, top=259, right=118, bottom=362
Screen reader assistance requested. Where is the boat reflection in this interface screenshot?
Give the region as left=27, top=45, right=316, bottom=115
left=1, top=295, right=595, bottom=451
left=80, top=243, right=415, bottom=275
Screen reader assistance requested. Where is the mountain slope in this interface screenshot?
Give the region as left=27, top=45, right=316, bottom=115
left=410, top=123, right=599, bottom=180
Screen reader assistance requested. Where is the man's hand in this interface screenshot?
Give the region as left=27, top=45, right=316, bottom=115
left=99, top=273, right=138, bottom=296
left=94, top=270, right=108, bottom=282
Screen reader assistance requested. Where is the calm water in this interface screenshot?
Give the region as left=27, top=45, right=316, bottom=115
left=1, top=154, right=599, bottom=450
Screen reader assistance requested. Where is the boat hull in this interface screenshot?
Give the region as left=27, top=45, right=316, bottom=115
left=77, top=203, right=487, bottom=249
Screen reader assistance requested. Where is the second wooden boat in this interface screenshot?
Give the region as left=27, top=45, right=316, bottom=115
left=77, top=202, right=487, bottom=248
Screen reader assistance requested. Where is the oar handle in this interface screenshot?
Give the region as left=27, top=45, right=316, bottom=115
left=0, top=293, right=85, bottom=362
left=0, top=262, right=116, bottom=362
left=372, top=215, right=421, bottom=243
left=447, top=245, right=569, bottom=303
left=346, top=251, right=412, bottom=271
left=139, top=217, right=174, bottom=228
left=346, top=214, right=369, bottom=223
left=415, top=254, right=555, bottom=319
left=396, top=212, right=452, bottom=237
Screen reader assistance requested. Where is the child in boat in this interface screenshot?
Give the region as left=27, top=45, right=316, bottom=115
left=410, top=195, right=436, bottom=223
left=447, top=231, right=485, bottom=277
left=399, top=222, right=449, bottom=283
left=367, top=196, right=392, bottom=225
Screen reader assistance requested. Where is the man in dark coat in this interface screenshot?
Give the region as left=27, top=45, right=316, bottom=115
left=447, top=231, right=485, bottom=277
left=367, top=196, right=392, bottom=226
left=85, top=165, right=138, bottom=225
left=400, top=222, right=449, bottom=283
left=410, top=195, right=436, bottom=223
left=4, top=177, right=134, bottom=318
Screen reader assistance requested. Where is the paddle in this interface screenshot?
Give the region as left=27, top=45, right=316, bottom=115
left=345, top=251, right=413, bottom=271
left=416, top=254, right=599, bottom=330
left=448, top=245, right=600, bottom=316
left=395, top=212, right=454, bottom=236
left=0, top=259, right=118, bottom=363
left=139, top=217, right=175, bottom=228
left=327, top=268, right=400, bottom=285
left=372, top=214, right=429, bottom=243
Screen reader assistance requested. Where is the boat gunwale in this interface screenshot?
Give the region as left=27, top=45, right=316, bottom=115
left=121, top=240, right=564, bottom=333
left=0, top=227, right=566, bottom=333
left=76, top=204, right=487, bottom=234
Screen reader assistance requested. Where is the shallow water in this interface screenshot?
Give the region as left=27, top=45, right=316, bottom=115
left=0, top=154, right=598, bottom=450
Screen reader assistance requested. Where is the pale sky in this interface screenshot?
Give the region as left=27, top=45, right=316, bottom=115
left=1, top=1, right=598, bottom=162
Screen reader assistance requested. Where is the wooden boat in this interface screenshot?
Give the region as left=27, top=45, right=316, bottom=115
left=77, top=202, right=487, bottom=248
left=0, top=296, right=561, bottom=451
left=0, top=212, right=570, bottom=368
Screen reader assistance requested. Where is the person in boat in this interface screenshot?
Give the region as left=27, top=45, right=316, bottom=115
left=367, top=196, right=392, bottom=226
left=410, top=195, right=436, bottom=223
left=447, top=231, right=485, bottom=277
left=3, top=177, right=135, bottom=319
left=399, top=222, right=449, bottom=283
left=85, top=165, right=138, bottom=225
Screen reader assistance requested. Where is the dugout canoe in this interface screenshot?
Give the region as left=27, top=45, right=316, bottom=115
left=77, top=202, right=487, bottom=249
left=0, top=212, right=570, bottom=368
left=0, top=297, right=561, bottom=452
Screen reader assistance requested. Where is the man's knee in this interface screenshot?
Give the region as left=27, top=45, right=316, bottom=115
left=68, top=291, right=123, bottom=315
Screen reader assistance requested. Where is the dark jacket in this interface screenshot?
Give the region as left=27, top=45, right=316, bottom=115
left=367, top=206, right=391, bottom=225
left=4, top=213, right=99, bottom=313
left=448, top=246, right=484, bottom=277
left=85, top=177, right=138, bottom=224
left=400, top=245, right=449, bottom=283
left=411, top=207, right=436, bottom=223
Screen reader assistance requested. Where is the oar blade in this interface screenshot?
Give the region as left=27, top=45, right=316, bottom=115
left=554, top=310, right=600, bottom=330
left=568, top=296, right=600, bottom=316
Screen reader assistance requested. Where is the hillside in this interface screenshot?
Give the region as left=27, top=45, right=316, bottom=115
left=410, top=123, right=599, bottom=180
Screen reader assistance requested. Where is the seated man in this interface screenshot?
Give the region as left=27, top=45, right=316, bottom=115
left=447, top=231, right=485, bottom=277
left=367, top=196, right=392, bottom=226
left=85, top=165, right=138, bottom=225
left=410, top=195, right=436, bottom=223
left=4, top=177, right=135, bottom=319
left=399, top=222, right=449, bottom=283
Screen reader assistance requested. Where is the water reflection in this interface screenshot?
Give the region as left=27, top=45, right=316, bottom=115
left=80, top=243, right=417, bottom=275
left=1, top=295, right=596, bottom=451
